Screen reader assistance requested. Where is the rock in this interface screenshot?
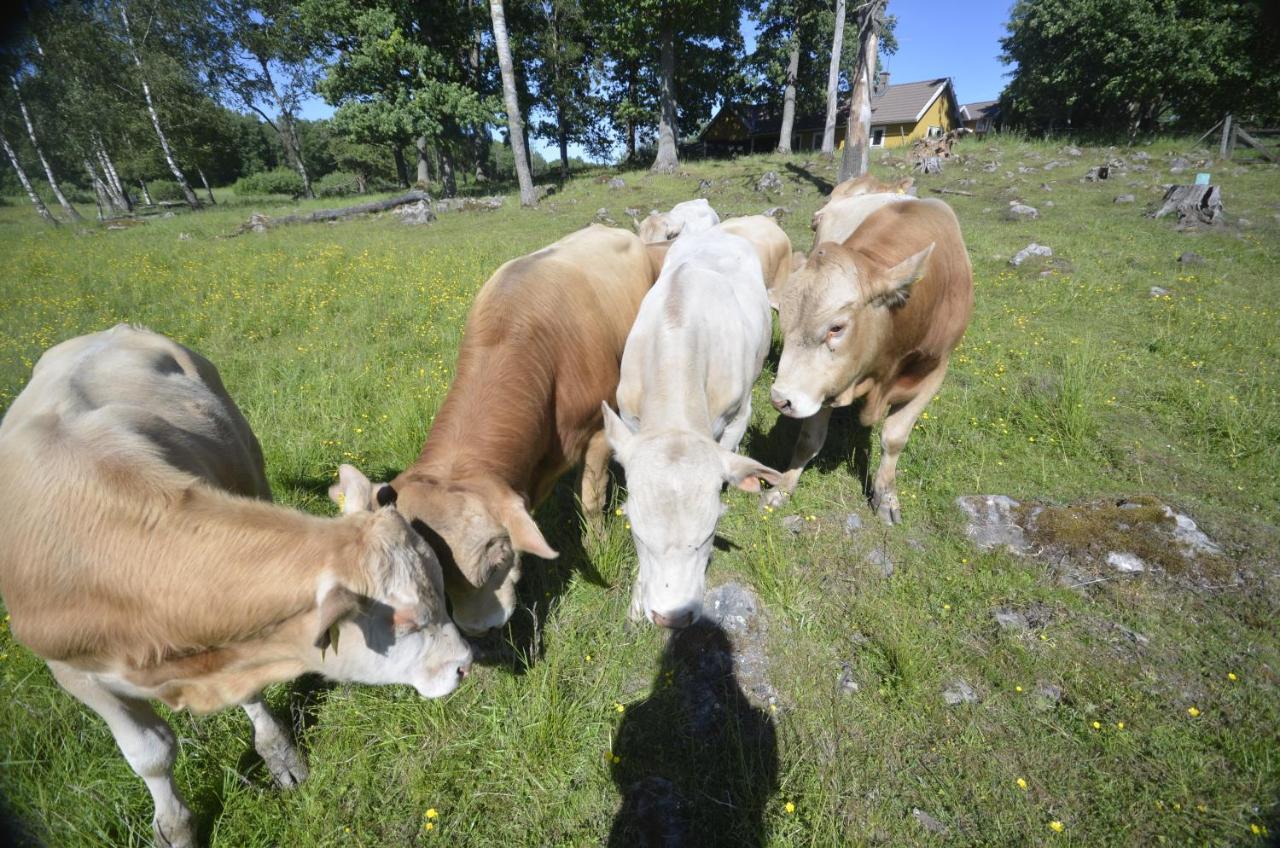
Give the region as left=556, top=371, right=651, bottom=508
left=755, top=171, right=783, bottom=193
left=1034, top=682, right=1064, bottom=706
left=1043, top=200, right=1055, bottom=208
left=1170, top=156, right=1191, bottom=170
left=1168, top=508, right=1224, bottom=557
left=248, top=213, right=271, bottom=233
left=177, top=232, right=192, bottom=241
left=1040, top=183, right=1053, bottom=191
left=593, top=207, right=616, bottom=226
left=1114, top=194, right=1136, bottom=204
left=1063, top=145, right=1083, bottom=157
left=1085, top=165, right=1110, bottom=181
left=943, top=680, right=978, bottom=705
left=837, top=662, right=859, bottom=694
left=607, top=177, right=626, bottom=189
left=1005, top=202, right=1039, bottom=221
left=993, top=608, right=1029, bottom=631
left=1150, top=286, right=1170, bottom=297
left=1106, top=551, right=1147, bottom=573
left=956, top=495, right=1030, bottom=553
left=702, top=582, right=760, bottom=637
left=395, top=199, right=436, bottom=225
left=912, top=809, right=950, bottom=836
left=697, top=178, right=713, bottom=195
left=763, top=206, right=788, bottom=219
left=1017, top=166, right=1035, bottom=174
left=1010, top=243, right=1053, bottom=267
left=1177, top=251, right=1204, bottom=264
left=844, top=513, right=864, bottom=535
left=1132, top=150, right=1151, bottom=161
left=161, top=211, right=176, bottom=219
left=782, top=515, right=804, bottom=535
left=865, top=546, right=894, bottom=578
left=1131, top=164, right=1148, bottom=173
left=1042, top=160, right=1066, bottom=171
left=699, top=582, right=775, bottom=710
left=982, top=161, right=999, bottom=173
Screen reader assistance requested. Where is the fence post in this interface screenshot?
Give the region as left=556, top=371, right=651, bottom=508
left=1219, top=114, right=1233, bottom=159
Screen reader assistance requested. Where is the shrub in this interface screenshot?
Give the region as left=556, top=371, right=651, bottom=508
left=233, top=167, right=304, bottom=197
left=145, top=179, right=185, bottom=203
left=314, top=172, right=360, bottom=198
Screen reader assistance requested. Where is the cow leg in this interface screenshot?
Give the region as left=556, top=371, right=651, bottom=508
left=871, top=365, right=948, bottom=525
left=761, top=407, right=833, bottom=509
left=47, top=661, right=195, bottom=848
left=580, top=429, right=612, bottom=538
left=242, top=697, right=308, bottom=789
left=717, top=400, right=752, bottom=453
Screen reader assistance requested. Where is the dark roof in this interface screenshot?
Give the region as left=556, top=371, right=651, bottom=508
left=701, top=77, right=957, bottom=142
left=961, top=100, right=1000, bottom=121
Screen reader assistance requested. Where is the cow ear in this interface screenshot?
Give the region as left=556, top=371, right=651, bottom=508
left=500, top=498, right=559, bottom=560
left=329, top=464, right=374, bottom=514
left=315, top=584, right=361, bottom=652
left=871, top=243, right=934, bottom=309
left=601, top=402, right=636, bottom=462
left=719, top=450, right=784, bottom=493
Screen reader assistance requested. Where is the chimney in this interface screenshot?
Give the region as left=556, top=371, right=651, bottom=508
left=876, top=72, right=890, bottom=96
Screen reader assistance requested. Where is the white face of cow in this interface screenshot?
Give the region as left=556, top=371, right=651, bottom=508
left=603, top=407, right=780, bottom=628
left=322, top=466, right=473, bottom=698
left=770, top=243, right=934, bottom=418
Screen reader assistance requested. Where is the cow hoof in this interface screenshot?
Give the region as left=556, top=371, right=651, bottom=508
left=263, top=741, right=309, bottom=789
left=760, top=488, right=790, bottom=510
left=153, top=813, right=196, bottom=848
left=873, top=493, right=902, bottom=525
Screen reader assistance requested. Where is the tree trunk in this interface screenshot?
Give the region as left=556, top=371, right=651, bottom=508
left=821, top=0, right=847, bottom=157
left=96, top=138, right=132, bottom=211
left=257, top=58, right=314, bottom=199
left=86, top=161, right=107, bottom=220
left=416, top=135, right=431, bottom=185
left=839, top=28, right=878, bottom=182
left=440, top=149, right=457, bottom=197
left=393, top=146, right=409, bottom=188
left=119, top=6, right=200, bottom=210
left=651, top=18, right=679, bottom=173
left=777, top=34, right=800, bottom=154
left=138, top=177, right=153, bottom=206
left=12, top=79, right=82, bottom=221
left=1, top=129, right=58, bottom=225
left=558, top=127, right=569, bottom=181
left=489, top=0, right=537, bottom=206
left=197, top=167, right=216, bottom=205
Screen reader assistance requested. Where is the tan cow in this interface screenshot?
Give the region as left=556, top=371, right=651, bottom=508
left=637, top=198, right=720, bottom=243
left=379, top=225, right=668, bottom=635
left=717, top=215, right=794, bottom=292
left=767, top=199, right=973, bottom=524
left=0, top=325, right=472, bottom=848
left=811, top=173, right=915, bottom=233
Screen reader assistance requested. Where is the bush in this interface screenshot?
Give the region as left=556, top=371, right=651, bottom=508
left=145, top=179, right=185, bottom=203
left=314, top=172, right=360, bottom=198
left=233, top=167, right=304, bottom=197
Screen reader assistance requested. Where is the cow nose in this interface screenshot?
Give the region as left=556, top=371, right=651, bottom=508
left=651, top=610, right=694, bottom=629
left=457, top=659, right=472, bottom=679
left=770, top=388, right=792, bottom=413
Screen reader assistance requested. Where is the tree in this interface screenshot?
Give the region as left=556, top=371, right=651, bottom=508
left=0, top=125, right=58, bottom=225
left=524, top=0, right=600, bottom=179
left=820, top=0, right=846, bottom=156
left=839, top=0, right=886, bottom=180
left=489, top=0, right=536, bottom=204
left=9, top=72, right=82, bottom=221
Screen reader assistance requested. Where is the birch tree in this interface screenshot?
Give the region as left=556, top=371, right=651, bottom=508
left=489, top=0, right=536, bottom=205
left=820, top=0, right=847, bottom=156
left=10, top=78, right=82, bottom=221
left=1, top=127, right=58, bottom=225
left=839, top=0, right=886, bottom=181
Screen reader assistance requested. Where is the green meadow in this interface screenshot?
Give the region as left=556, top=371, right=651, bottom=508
left=1, top=136, right=1277, bottom=846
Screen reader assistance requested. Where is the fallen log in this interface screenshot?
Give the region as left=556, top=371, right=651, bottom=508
left=229, top=190, right=429, bottom=235
left=1150, top=184, right=1222, bottom=225
left=931, top=187, right=974, bottom=196
left=1234, top=127, right=1277, bottom=163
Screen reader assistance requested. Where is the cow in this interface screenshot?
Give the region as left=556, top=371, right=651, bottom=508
left=604, top=225, right=782, bottom=628
left=0, top=325, right=472, bottom=848
left=766, top=198, right=973, bottom=524
left=716, top=214, right=795, bottom=292
left=813, top=192, right=915, bottom=247
left=637, top=198, right=720, bottom=243
left=811, top=173, right=915, bottom=234
left=375, top=225, right=668, bottom=635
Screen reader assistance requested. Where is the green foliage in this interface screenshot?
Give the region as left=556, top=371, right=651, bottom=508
left=1000, top=0, right=1280, bottom=132
left=233, top=166, right=305, bottom=196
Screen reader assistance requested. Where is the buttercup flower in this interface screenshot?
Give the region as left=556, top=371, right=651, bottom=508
left=1016, top=778, right=1028, bottom=790
left=1049, top=820, right=1064, bottom=833
left=784, top=801, right=796, bottom=814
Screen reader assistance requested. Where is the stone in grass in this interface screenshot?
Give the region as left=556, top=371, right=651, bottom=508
left=844, top=513, right=864, bottom=535
left=1106, top=551, right=1147, bottom=573
left=607, top=177, right=626, bottom=189
left=912, top=808, right=951, bottom=837
left=943, top=680, right=978, bottom=706
left=756, top=171, right=783, bottom=193
left=593, top=207, right=616, bottom=226
left=1177, top=251, right=1205, bottom=265
left=1150, top=286, right=1171, bottom=298
left=956, top=495, right=1031, bottom=553
left=763, top=206, right=789, bottom=219
left=1114, top=194, right=1136, bottom=204
left=992, top=608, right=1029, bottom=631
left=1034, top=682, right=1065, bottom=706
left=782, top=515, right=804, bottom=535
left=1063, top=145, right=1083, bottom=157
left=1005, top=202, right=1039, bottom=221
left=866, top=545, right=894, bottom=578
left=837, top=662, right=859, bottom=694
left=1010, top=243, right=1052, bottom=267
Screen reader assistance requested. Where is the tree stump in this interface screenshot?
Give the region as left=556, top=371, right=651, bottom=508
left=913, top=156, right=943, bottom=175
left=1150, top=184, right=1222, bottom=225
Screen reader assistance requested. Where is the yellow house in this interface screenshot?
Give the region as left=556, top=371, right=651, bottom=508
left=696, top=76, right=963, bottom=155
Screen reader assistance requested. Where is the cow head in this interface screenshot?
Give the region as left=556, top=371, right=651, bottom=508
left=602, top=404, right=780, bottom=628
left=770, top=242, right=935, bottom=418
left=319, top=465, right=473, bottom=697
left=361, top=472, right=557, bottom=637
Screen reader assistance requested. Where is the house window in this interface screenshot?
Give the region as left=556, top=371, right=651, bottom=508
left=871, top=128, right=885, bottom=147
left=927, top=125, right=943, bottom=138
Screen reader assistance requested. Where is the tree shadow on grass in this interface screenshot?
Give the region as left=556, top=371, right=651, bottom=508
left=784, top=162, right=834, bottom=197
left=607, top=622, right=778, bottom=848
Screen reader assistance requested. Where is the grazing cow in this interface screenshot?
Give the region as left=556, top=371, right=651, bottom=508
left=813, top=193, right=915, bottom=247
left=379, top=226, right=668, bottom=635
left=637, top=198, right=720, bottom=243
left=811, top=173, right=914, bottom=233
left=605, top=226, right=782, bottom=628
left=716, top=214, right=795, bottom=292
left=0, top=325, right=471, bottom=848
left=767, top=199, right=973, bottom=524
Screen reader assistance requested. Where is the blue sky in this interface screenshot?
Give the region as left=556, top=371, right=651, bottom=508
left=298, top=0, right=1016, bottom=161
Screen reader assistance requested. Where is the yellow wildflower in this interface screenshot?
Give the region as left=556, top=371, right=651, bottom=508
left=1016, top=778, right=1028, bottom=791
left=614, top=703, right=625, bottom=713
left=1015, top=685, right=1023, bottom=693
left=1187, top=706, right=1200, bottom=717
left=1091, top=721, right=1101, bottom=730
left=1227, top=672, right=1238, bottom=681
left=1116, top=722, right=1125, bottom=730
left=1049, top=820, right=1064, bottom=833
left=614, top=507, right=623, bottom=516
left=425, top=809, right=438, bottom=820
left=784, top=801, right=796, bottom=814
left=425, top=822, right=434, bottom=831
left=585, top=654, right=593, bottom=662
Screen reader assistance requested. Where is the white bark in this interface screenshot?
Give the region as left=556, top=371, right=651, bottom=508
left=821, top=0, right=847, bottom=156
left=2, top=129, right=58, bottom=225
left=416, top=135, right=431, bottom=185
left=489, top=0, right=537, bottom=205
left=839, top=29, right=877, bottom=181
left=651, top=19, right=679, bottom=173
left=95, top=138, right=132, bottom=212
left=138, top=178, right=153, bottom=206
left=12, top=79, right=82, bottom=221
left=85, top=160, right=107, bottom=220
left=119, top=5, right=200, bottom=210
left=777, top=35, right=800, bottom=154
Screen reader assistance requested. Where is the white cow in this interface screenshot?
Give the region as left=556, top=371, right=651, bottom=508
left=636, top=198, right=720, bottom=243
left=604, top=227, right=782, bottom=628
left=812, top=192, right=915, bottom=247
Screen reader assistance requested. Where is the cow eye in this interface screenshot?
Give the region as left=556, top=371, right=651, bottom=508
left=826, top=323, right=847, bottom=345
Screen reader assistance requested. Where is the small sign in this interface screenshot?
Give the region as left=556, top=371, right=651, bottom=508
left=1194, top=172, right=1210, bottom=185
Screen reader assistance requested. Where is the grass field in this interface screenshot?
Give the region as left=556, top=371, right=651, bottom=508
left=1, top=136, right=1278, bottom=847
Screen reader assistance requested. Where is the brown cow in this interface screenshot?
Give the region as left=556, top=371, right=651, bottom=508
left=717, top=215, right=794, bottom=292
left=767, top=198, right=973, bottom=524
left=380, top=225, right=667, bottom=635
left=0, top=325, right=471, bottom=848
left=811, top=173, right=915, bottom=232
